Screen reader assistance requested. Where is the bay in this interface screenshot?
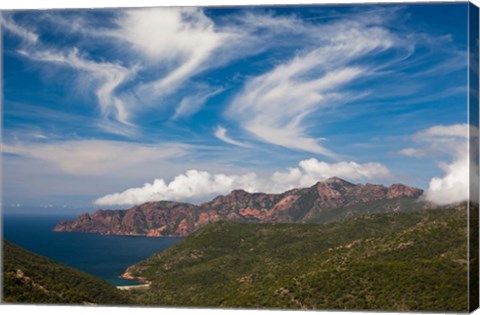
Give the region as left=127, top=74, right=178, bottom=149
left=2, top=213, right=181, bottom=286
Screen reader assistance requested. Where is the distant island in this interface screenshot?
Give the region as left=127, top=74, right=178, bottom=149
left=54, top=177, right=427, bottom=237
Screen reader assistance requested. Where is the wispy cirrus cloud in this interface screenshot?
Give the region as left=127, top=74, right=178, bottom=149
left=18, top=48, right=136, bottom=128
left=117, top=8, right=233, bottom=98
left=3, top=7, right=466, bottom=147
left=173, top=85, right=224, bottom=119
left=2, top=8, right=244, bottom=133
left=1, top=15, right=39, bottom=43
left=225, top=11, right=401, bottom=157
left=214, top=126, right=251, bottom=148
left=4, top=10, right=469, bottom=150
left=3, top=13, right=138, bottom=136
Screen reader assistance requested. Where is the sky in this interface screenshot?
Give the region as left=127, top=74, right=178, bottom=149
left=1, top=3, right=476, bottom=211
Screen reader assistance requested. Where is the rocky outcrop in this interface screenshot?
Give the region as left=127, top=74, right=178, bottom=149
left=387, top=183, right=424, bottom=199
left=54, top=177, right=426, bottom=237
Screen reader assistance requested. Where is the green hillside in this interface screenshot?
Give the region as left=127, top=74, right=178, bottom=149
left=126, top=206, right=468, bottom=311
left=3, top=240, right=130, bottom=305
left=306, top=197, right=427, bottom=224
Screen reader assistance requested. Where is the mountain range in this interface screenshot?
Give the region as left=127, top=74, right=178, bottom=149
left=54, top=177, right=428, bottom=237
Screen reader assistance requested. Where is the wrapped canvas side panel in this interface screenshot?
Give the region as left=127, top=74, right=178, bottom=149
left=469, top=2, right=479, bottom=313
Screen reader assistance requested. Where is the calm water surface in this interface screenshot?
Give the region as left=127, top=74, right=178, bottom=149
left=3, top=214, right=181, bottom=286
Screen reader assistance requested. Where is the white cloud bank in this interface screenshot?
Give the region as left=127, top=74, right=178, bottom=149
left=426, top=157, right=469, bottom=205
left=401, top=123, right=475, bottom=205
left=94, top=158, right=391, bottom=206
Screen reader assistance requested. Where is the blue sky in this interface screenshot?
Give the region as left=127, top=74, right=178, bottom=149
left=1, top=3, right=474, bottom=210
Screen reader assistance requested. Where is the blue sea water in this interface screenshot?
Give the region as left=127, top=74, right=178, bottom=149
left=2, top=214, right=181, bottom=286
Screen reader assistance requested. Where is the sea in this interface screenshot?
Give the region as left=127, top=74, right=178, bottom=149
left=2, top=213, right=182, bottom=286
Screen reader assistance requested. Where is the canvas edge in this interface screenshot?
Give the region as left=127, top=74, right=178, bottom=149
left=0, top=2, right=477, bottom=313
left=469, top=1, right=480, bottom=313
left=0, top=9, right=5, bottom=306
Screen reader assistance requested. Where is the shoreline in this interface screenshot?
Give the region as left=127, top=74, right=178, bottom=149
left=116, top=268, right=151, bottom=290
left=116, top=283, right=150, bottom=290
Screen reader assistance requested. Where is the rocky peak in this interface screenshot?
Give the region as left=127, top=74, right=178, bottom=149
left=324, top=176, right=355, bottom=186
left=230, top=189, right=250, bottom=199
left=387, top=184, right=424, bottom=199
left=77, top=213, right=92, bottom=222
left=313, top=177, right=355, bottom=196
left=204, top=189, right=259, bottom=211
left=315, top=177, right=356, bottom=189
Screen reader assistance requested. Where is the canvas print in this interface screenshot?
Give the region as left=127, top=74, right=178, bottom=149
left=1, top=2, right=479, bottom=312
